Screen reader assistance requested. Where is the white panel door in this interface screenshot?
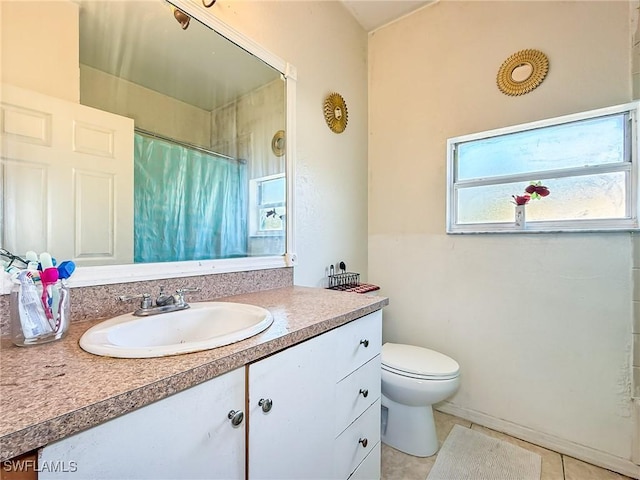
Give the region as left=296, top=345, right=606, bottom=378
left=0, top=83, right=134, bottom=265
left=248, top=331, right=336, bottom=480
left=39, top=368, right=246, bottom=479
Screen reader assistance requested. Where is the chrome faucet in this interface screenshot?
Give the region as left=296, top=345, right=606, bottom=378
left=118, top=287, right=199, bottom=316
left=155, top=286, right=174, bottom=307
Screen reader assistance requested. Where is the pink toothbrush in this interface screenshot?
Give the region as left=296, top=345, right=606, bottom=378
left=40, top=267, right=59, bottom=324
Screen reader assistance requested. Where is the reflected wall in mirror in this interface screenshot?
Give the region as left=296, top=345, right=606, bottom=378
left=1, top=0, right=287, bottom=268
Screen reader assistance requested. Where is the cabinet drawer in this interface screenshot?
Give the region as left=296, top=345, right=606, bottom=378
left=349, top=442, right=381, bottom=480
left=335, top=310, right=382, bottom=381
left=333, top=399, right=381, bottom=480
left=335, top=355, right=381, bottom=436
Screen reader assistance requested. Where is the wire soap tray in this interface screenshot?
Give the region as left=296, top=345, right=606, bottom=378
left=327, top=262, right=380, bottom=294
left=328, top=271, right=361, bottom=290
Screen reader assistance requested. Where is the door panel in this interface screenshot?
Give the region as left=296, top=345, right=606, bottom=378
left=0, top=84, right=134, bottom=265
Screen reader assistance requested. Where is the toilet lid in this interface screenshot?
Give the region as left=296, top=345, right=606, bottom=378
left=381, top=343, right=459, bottom=378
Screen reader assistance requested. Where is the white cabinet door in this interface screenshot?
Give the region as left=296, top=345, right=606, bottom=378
left=0, top=83, right=134, bottom=266
left=39, top=368, right=245, bottom=479
left=247, top=331, right=337, bottom=480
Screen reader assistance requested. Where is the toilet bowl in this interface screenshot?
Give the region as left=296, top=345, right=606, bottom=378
left=380, top=342, right=460, bottom=457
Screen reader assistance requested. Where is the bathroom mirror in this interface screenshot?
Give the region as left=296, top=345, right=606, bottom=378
left=0, top=0, right=297, bottom=290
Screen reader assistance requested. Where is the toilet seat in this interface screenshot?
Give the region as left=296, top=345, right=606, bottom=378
left=382, top=343, right=459, bottom=380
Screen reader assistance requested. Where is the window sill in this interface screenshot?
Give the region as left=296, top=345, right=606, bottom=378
left=448, top=219, right=639, bottom=234
left=250, top=232, right=285, bottom=238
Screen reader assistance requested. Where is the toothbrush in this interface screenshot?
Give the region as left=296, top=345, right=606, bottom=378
left=40, top=267, right=59, bottom=324
left=39, top=252, right=54, bottom=270
left=38, top=253, right=53, bottom=303
left=25, top=251, right=39, bottom=275
left=38, top=251, right=57, bottom=322
left=57, top=260, right=76, bottom=280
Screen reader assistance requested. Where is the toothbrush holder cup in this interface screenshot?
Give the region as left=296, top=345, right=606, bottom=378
left=10, top=280, right=71, bottom=346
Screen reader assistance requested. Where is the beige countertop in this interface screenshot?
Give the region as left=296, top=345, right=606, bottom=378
left=0, top=286, right=388, bottom=461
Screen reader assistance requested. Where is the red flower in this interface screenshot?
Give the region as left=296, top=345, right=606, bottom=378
left=513, top=181, right=550, bottom=205
left=525, top=183, right=550, bottom=198
left=512, top=194, right=531, bottom=205
left=535, top=186, right=550, bottom=197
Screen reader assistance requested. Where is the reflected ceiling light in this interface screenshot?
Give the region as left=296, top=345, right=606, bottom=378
left=170, top=1, right=216, bottom=30
left=172, top=6, right=190, bottom=30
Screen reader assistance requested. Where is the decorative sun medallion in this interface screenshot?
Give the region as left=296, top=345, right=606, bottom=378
left=323, top=93, right=348, bottom=133
left=497, top=49, right=549, bottom=96
left=271, top=130, right=285, bottom=157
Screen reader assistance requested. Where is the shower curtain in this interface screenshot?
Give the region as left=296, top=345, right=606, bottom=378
left=134, top=133, right=248, bottom=262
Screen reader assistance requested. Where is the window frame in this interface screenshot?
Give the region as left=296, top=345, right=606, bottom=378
left=446, top=101, right=640, bottom=234
left=249, top=173, right=286, bottom=237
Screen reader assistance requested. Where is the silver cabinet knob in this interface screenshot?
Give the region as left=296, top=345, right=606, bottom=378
left=359, top=388, right=369, bottom=398
left=360, top=339, right=369, bottom=348
left=258, top=398, right=273, bottom=413
left=227, top=409, right=244, bottom=427
left=359, top=437, right=368, bottom=448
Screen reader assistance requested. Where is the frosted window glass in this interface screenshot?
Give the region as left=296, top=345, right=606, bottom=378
left=457, top=114, right=626, bottom=181
left=259, top=176, right=285, bottom=205
left=448, top=103, right=638, bottom=233
left=457, top=172, right=626, bottom=224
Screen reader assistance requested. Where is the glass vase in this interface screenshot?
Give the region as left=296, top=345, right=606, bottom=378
left=514, top=204, right=526, bottom=228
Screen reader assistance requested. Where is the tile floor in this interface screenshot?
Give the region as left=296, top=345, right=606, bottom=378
left=381, top=411, right=634, bottom=480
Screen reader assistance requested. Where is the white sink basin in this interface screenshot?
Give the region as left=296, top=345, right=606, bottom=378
left=79, top=302, right=273, bottom=358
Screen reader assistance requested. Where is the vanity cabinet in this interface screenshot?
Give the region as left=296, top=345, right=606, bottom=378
left=247, top=324, right=336, bottom=479
left=38, top=310, right=382, bottom=480
left=248, top=309, right=382, bottom=480
left=39, top=368, right=246, bottom=479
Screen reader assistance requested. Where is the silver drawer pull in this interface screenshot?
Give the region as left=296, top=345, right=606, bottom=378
left=359, top=339, right=369, bottom=348
left=359, top=437, right=368, bottom=448
left=359, top=388, right=369, bottom=398
left=259, top=398, right=273, bottom=413
left=227, top=410, right=244, bottom=426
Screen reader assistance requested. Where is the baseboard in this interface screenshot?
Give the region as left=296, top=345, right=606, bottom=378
left=436, top=402, right=640, bottom=479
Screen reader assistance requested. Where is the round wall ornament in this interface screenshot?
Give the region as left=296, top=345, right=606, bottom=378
left=323, top=92, right=348, bottom=133
left=271, top=130, right=285, bottom=157
left=497, top=49, right=549, bottom=96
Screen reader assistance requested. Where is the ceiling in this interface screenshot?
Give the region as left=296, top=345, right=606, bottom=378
left=340, top=0, right=434, bottom=32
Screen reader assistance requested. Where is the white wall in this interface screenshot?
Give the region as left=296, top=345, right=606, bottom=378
left=207, top=1, right=369, bottom=287
left=1, top=0, right=369, bottom=289
left=81, top=66, right=212, bottom=147
left=369, top=0, right=636, bottom=474
left=0, top=1, right=79, bottom=102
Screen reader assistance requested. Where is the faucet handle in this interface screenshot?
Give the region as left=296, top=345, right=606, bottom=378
left=174, top=287, right=199, bottom=306
left=176, top=287, right=199, bottom=294
left=117, top=293, right=152, bottom=309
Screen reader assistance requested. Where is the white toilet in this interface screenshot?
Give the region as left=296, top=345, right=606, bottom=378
left=380, top=342, right=460, bottom=457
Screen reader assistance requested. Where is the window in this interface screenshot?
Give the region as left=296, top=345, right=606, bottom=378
left=446, top=102, right=639, bottom=233
left=249, top=174, right=286, bottom=236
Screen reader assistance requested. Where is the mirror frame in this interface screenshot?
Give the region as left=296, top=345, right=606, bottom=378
left=1, top=0, right=297, bottom=293
left=496, top=49, right=549, bottom=97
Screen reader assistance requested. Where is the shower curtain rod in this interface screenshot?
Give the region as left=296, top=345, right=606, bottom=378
left=134, top=127, right=243, bottom=163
